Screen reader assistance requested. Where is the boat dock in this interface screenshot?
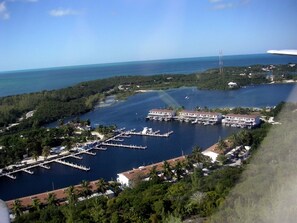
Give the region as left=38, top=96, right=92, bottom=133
left=126, top=130, right=173, bottom=138
left=3, top=173, right=16, bottom=180
left=101, top=142, right=147, bottom=150
left=93, top=147, right=107, bottom=151
left=0, top=127, right=173, bottom=180
left=54, top=159, right=90, bottom=171
left=22, top=169, right=34, bottom=175
left=39, top=164, right=51, bottom=169
left=70, top=154, right=83, bottom=160
left=79, top=150, right=96, bottom=156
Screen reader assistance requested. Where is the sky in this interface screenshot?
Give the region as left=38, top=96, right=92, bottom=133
left=0, top=0, right=296, bottom=71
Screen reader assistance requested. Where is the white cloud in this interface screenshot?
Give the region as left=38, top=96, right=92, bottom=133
left=213, top=2, right=234, bottom=10
left=49, top=8, right=80, bottom=17
left=208, top=0, right=250, bottom=10
left=0, top=1, right=10, bottom=20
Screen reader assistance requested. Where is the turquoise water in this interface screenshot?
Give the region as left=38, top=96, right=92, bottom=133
left=1, top=54, right=297, bottom=97
left=1, top=54, right=297, bottom=200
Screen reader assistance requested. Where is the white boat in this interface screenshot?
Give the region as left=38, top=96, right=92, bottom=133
left=191, top=119, right=198, bottom=124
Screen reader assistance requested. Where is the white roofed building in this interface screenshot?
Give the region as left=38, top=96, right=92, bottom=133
left=117, top=156, right=186, bottom=187
left=222, top=114, right=261, bottom=128
left=178, top=110, right=222, bottom=124
left=146, top=109, right=175, bottom=121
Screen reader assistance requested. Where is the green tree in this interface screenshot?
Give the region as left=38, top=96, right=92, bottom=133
left=46, top=192, right=58, bottom=206
left=216, top=154, right=227, bottom=165
left=149, top=165, right=161, bottom=182
left=96, top=178, right=109, bottom=194
left=31, top=198, right=41, bottom=212
left=42, top=146, right=51, bottom=159
left=65, top=185, right=77, bottom=205
left=80, top=180, right=92, bottom=198
left=217, top=139, right=227, bottom=152
left=162, top=161, right=173, bottom=180
left=174, top=161, right=184, bottom=180
left=12, top=199, right=23, bottom=217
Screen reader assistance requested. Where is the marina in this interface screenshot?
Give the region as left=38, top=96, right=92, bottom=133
left=54, top=159, right=90, bottom=171
left=146, top=109, right=262, bottom=128
left=0, top=128, right=174, bottom=180
left=101, top=142, right=147, bottom=150
left=1, top=83, right=296, bottom=201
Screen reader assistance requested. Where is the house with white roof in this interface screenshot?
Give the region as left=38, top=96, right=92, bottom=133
left=117, top=156, right=186, bottom=187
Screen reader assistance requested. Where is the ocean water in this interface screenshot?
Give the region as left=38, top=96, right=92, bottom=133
left=0, top=83, right=296, bottom=201
left=1, top=54, right=297, bottom=200
left=1, top=54, right=297, bottom=97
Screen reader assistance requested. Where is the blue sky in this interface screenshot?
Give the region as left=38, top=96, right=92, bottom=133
left=0, top=0, right=296, bottom=71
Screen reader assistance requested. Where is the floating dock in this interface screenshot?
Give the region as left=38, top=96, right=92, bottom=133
left=0, top=127, right=173, bottom=179
left=54, top=159, right=90, bottom=171
left=70, top=155, right=83, bottom=160
left=22, top=169, right=34, bottom=175
left=126, top=130, right=173, bottom=138
left=79, top=150, right=96, bottom=156
left=102, top=142, right=147, bottom=150
left=39, top=164, right=51, bottom=169
left=93, top=146, right=107, bottom=151
left=3, top=173, right=16, bottom=180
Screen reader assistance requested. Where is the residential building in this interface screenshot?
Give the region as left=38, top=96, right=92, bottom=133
left=117, top=156, right=186, bottom=187
left=222, top=114, right=261, bottom=128
left=146, top=109, right=175, bottom=121
left=177, top=110, right=222, bottom=125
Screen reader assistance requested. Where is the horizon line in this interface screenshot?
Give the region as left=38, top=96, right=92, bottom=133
left=0, top=52, right=266, bottom=74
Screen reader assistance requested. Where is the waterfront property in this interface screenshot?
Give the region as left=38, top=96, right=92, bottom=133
left=146, top=109, right=262, bottom=128
left=222, top=114, right=261, bottom=128
left=0, top=128, right=173, bottom=180
left=5, top=180, right=115, bottom=210
left=117, top=155, right=186, bottom=187
left=177, top=110, right=223, bottom=125
left=146, top=109, right=176, bottom=121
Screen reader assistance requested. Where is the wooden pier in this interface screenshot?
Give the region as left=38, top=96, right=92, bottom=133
left=3, top=173, right=16, bottom=180
left=93, top=146, right=107, bottom=151
left=0, top=127, right=173, bottom=180
left=54, top=159, right=90, bottom=171
left=22, top=169, right=34, bottom=175
left=39, top=164, right=51, bottom=169
left=70, top=154, right=83, bottom=160
left=111, top=138, right=124, bottom=142
left=102, top=142, right=147, bottom=150
left=79, top=150, right=96, bottom=156
left=126, top=130, right=173, bottom=138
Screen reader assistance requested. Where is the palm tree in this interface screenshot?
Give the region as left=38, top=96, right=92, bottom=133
left=162, top=161, right=173, bottom=180
left=96, top=178, right=109, bottom=194
left=174, top=161, right=184, bottom=180
left=31, top=198, right=41, bottom=212
left=42, top=146, right=51, bottom=159
left=80, top=180, right=92, bottom=198
left=149, top=165, right=160, bottom=182
left=46, top=192, right=58, bottom=206
left=184, top=157, right=194, bottom=172
left=65, top=185, right=77, bottom=205
left=32, top=151, right=39, bottom=161
left=218, top=139, right=228, bottom=152
left=12, top=199, right=23, bottom=217
left=189, top=146, right=206, bottom=163
left=109, top=181, right=121, bottom=195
